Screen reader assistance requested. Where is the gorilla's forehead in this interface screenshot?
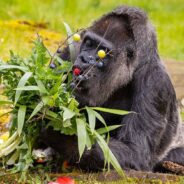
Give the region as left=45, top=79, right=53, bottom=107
left=83, top=31, right=114, bottom=49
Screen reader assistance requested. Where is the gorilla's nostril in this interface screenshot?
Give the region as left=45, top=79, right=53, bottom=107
left=88, top=55, right=94, bottom=60
left=79, top=55, right=88, bottom=63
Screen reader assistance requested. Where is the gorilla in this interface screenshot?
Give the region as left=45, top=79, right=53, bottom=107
left=43, top=6, right=184, bottom=172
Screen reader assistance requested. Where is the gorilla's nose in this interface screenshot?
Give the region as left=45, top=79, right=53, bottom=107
left=79, top=54, right=89, bottom=64
left=73, top=57, right=90, bottom=71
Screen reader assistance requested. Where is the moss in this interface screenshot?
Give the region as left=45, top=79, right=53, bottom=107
left=0, top=20, right=63, bottom=60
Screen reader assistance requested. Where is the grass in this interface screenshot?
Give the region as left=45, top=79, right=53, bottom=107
left=0, top=171, right=183, bottom=184
left=0, top=0, right=184, bottom=60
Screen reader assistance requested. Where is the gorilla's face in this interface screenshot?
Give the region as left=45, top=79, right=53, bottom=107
left=73, top=31, right=114, bottom=106
left=73, top=16, right=136, bottom=106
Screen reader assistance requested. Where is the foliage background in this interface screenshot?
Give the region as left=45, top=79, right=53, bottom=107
left=0, top=0, right=184, bottom=60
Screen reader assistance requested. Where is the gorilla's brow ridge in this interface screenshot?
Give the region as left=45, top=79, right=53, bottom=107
left=83, top=31, right=114, bottom=50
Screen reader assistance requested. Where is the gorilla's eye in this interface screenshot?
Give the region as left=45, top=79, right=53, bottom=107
left=85, top=39, right=93, bottom=48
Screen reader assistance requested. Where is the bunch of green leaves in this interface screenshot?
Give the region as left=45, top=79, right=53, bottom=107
left=0, top=30, right=130, bottom=179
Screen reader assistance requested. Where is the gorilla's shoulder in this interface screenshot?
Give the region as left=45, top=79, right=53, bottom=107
left=134, top=61, right=175, bottom=98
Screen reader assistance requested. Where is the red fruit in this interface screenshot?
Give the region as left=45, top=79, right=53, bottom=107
left=48, top=176, right=75, bottom=184
left=56, top=176, right=75, bottom=184
left=73, top=68, right=81, bottom=76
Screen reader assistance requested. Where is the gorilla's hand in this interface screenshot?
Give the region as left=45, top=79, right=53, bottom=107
left=41, top=127, right=78, bottom=158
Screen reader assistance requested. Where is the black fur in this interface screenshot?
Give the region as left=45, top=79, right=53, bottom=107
left=42, top=6, right=184, bottom=172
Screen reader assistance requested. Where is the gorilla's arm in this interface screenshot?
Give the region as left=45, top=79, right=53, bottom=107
left=97, top=70, right=175, bottom=170
left=77, top=64, right=177, bottom=171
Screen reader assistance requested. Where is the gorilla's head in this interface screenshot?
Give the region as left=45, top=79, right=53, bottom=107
left=72, top=6, right=159, bottom=106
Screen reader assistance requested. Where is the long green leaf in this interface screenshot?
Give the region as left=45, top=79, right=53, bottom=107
left=85, top=130, right=92, bottom=149
left=92, top=107, right=130, bottom=115
left=63, top=22, right=75, bottom=62
left=86, top=107, right=96, bottom=134
left=7, top=150, right=20, bottom=165
left=35, top=79, right=48, bottom=94
left=62, top=107, right=76, bottom=121
left=93, top=110, right=110, bottom=144
left=45, top=109, right=58, bottom=119
left=94, top=130, right=124, bottom=177
left=14, top=72, right=32, bottom=105
left=76, top=118, right=86, bottom=159
left=18, top=105, right=27, bottom=135
left=42, top=96, right=50, bottom=105
left=96, top=125, right=122, bottom=135
left=94, top=110, right=106, bottom=126
left=28, top=101, right=44, bottom=121
left=0, top=65, right=28, bottom=72
left=14, top=86, right=40, bottom=91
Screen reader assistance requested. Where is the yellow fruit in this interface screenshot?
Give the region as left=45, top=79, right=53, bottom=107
left=97, top=50, right=106, bottom=59
left=73, top=33, right=81, bottom=42
left=0, top=131, right=9, bottom=141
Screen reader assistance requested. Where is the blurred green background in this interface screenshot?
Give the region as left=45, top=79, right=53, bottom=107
left=0, top=0, right=184, bottom=60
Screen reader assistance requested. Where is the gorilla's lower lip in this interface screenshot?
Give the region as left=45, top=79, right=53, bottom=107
left=74, top=86, right=87, bottom=93
left=76, top=86, right=83, bottom=91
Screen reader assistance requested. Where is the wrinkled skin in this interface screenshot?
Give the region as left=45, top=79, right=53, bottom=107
left=42, top=6, right=184, bottom=172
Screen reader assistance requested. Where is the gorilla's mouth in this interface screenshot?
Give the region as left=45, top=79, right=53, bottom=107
left=71, top=72, right=90, bottom=92
left=71, top=64, right=98, bottom=93
left=72, top=79, right=88, bottom=93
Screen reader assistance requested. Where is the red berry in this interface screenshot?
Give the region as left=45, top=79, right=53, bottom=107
left=73, top=68, right=81, bottom=76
